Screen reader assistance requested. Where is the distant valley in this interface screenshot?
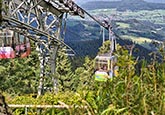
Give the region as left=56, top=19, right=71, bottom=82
left=65, top=0, right=165, bottom=59
left=82, top=0, right=165, bottom=11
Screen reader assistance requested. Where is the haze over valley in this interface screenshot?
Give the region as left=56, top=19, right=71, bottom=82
left=65, top=0, right=165, bottom=58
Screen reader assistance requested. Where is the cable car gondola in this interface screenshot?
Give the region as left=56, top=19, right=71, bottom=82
left=95, top=53, right=118, bottom=82
left=94, top=23, right=118, bottom=82
left=0, top=29, right=31, bottom=59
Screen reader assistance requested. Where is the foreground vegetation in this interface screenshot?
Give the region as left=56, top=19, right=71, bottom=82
left=0, top=41, right=165, bottom=115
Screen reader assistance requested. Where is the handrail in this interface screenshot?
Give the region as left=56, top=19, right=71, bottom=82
left=8, top=104, right=67, bottom=108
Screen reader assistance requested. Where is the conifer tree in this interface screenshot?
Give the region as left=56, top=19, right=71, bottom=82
left=55, top=48, right=75, bottom=91
left=0, top=42, right=39, bottom=95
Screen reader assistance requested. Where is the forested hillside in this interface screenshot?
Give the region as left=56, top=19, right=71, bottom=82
left=64, top=18, right=164, bottom=59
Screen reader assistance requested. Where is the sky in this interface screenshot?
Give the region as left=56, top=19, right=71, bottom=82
left=74, top=0, right=119, bottom=5
left=74, top=0, right=165, bottom=5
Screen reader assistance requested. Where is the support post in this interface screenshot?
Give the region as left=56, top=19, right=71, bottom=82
left=50, top=45, right=58, bottom=94
left=38, top=46, right=46, bottom=96
left=50, top=15, right=63, bottom=94
left=109, top=26, right=114, bottom=77
left=102, top=27, right=105, bottom=45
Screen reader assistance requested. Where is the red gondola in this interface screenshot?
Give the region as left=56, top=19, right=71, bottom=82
left=0, top=29, right=31, bottom=59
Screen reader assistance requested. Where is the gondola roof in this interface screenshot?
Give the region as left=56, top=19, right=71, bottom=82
left=95, top=52, right=116, bottom=60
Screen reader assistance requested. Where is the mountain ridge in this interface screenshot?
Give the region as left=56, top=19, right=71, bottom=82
left=75, top=0, right=165, bottom=5
left=82, top=0, right=165, bottom=11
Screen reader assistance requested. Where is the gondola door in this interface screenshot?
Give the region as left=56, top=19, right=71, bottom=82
left=94, top=56, right=110, bottom=82
left=0, top=29, right=15, bottom=59
left=16, top=34, right=31, bottom=58
left=0, top=29, right=31, bottom=59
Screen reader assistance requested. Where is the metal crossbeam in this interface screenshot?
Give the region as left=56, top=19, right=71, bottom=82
left=2, top=0, right=84, bottom=46
left=1, top=0, right=84, bottom=95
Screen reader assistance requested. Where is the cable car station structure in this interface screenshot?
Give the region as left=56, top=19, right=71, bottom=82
left=0, top=0, right=117, bottom=95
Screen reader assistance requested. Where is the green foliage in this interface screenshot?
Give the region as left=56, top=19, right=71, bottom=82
left=98, top=41, right=111, bottom=55
left=0, top=42, right=39, bottom=95
left=1, top=40, right=165, bottom=114
left=0, top=0, right=2, bottom=24
left=56, top=48, right=75, bottom=91
left=75, top=56, right=95, bottom=91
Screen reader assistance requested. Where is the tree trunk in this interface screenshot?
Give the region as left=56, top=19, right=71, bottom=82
left=0, top=93, right=12, bottom=115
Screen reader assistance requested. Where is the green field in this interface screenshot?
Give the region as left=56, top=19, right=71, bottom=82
left=120, top=35, right=158, bottom=49
left=89, top=9, right=165, bottom=24
left=121, top=35, right=152, bottom=43
left=116, top=22, right=130, bottom=28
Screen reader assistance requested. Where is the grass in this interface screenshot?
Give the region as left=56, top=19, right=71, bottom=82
left=121, top=35, right=152, bottom=43
left=120, top=35, right=154, bottom=49
left=116, top=22, right=130, bottom=28
left=89, top=8, right=117, bottom=15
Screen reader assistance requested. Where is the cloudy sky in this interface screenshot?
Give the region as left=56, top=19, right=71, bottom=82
left=74, top=0, right=119, bottom=5
left=74, top=0, right=165, bottom=5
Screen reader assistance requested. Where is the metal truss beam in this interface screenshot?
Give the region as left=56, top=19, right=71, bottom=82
left=1, top=0, right=83, bottom=95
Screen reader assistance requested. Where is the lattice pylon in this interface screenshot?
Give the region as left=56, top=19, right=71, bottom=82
left=1, top=0, right=79, bottom=95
